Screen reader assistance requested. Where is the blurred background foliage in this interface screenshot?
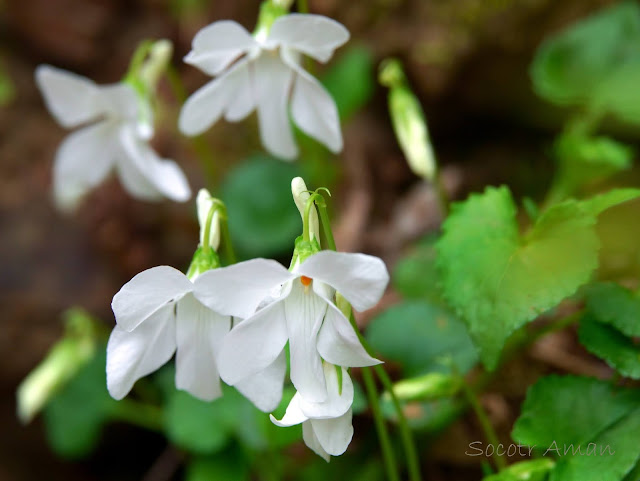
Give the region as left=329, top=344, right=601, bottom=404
left=3, top=0, right=640, bottom=480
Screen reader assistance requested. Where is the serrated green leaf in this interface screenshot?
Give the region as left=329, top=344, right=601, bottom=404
left=580, top=188, right=640, bottom=216
left=222, top=155, right=301, bottom=258
left=437, top=186, right=640, bottom=369
left=483, top=459, right=555, bottom=481
left=622, top=460, right=640, bottom=481
left=531, top=1, right=640, bottom=123
left=322, top=46, right=374, bottom=121
left=366, top=300, right=477, bottom=377
left=586, top=282, right=640, bottom=337
left=550, top=408, right=640, bottom=481
left=512, top=375, right=640, bottom=449
left=43, top=350, right=117, bottom=459
left=437, top=186, right=596, bottom=368
left=578, top=316, right=640, bottom=379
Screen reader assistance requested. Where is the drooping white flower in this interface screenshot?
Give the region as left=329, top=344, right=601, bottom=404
left=271, top=362, right=354, bottom=461
left=179, top=14, right=349, bottom=160
left=194, top=250, right=388, bottom=403
left=36, top=65, right=191, bottom=211
left=107, top=265, right=285, bottom=411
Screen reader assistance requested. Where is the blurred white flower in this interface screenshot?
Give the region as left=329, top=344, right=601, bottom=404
left=271, top=363, right=354, bottom=461
left=194, top=250, right=388, bottom=403
left=36, top=65, right=191, bottom=211
left=179, top=14, right=349, bottom=160
left=107, top=265, right=284, bottom=411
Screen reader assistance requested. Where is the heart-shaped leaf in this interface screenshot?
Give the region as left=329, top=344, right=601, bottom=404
left=436, top=186, right=640, bottom=369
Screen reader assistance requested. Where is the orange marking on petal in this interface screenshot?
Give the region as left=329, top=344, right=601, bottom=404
left=300, top=276, right=312, bottom=286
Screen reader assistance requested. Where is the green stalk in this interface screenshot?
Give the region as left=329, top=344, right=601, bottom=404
left=220, top=215, right=237, bottom=265
left=362, top=366, right=400, bottom=481
left=315, top=194, right=422, bottom=480
left=460, top=379, right=507, bottom=471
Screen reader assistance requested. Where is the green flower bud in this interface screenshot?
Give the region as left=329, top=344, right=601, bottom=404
left=387, top=372, right=461, bottom=402
left=292, top=177, right=320, bottom=242
left=16, top=308, right=98, bottom=424
left=380, top=58, right=437, bottom=182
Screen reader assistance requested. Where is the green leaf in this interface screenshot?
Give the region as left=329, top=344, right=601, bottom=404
left=578, top=316, right=640, bottom=379
left=163, top=388, right=237, bottom=454
left=483, top=459, right=555, bottom=481
left=622, top=460, right=640, bottom=481
left=436, top=186, right=640, bottom=369
left=550, top=408, right=640, bottom=481
left=512, top=375, right=640, bottom=449
left=531, top=1, right=640, bottom=123
left=185, top=448, right=250, bottom=481
left=43, top=350, right=117, bottom=458
left=585, top=282, right=640, bottom=337
left=322, top=46, right=374, bottom=121
left=366, top=300, right=477, bottom=377
left=222, top=155, right=302, bottom=258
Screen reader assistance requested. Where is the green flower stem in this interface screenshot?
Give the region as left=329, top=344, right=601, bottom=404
left=459, top=378, right=507, bottom=471
left=164, top=64, right=217, bottom=188
left=362, top=366, right=400, bottom=481
left=303, top=193, right=323, bottom=242
left=220, top=215, right=237, bottom=265
left=316, top=200, right=337, bottom=250
left=313, top=194, right=421, bottom=480
left=111, top=398, right=163, bottom=432
left=433, top=172, right=450, bottom=217
left=373, top=364, right=422, bottom=481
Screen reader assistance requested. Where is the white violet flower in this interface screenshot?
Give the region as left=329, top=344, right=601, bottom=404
left=194, top=250, right=388, bottom=403
left=107, top=266, right=285, bottom=411
left=271, top=362, right=355, bottom=461
left=36, top=65, right=191, bottom=211
left=179, top=14, right=349, bottom=160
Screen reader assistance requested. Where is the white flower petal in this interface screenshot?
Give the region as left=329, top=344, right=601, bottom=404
left=297, top=251, right=390, bottom=312
left=217, top=299, right=288, bottom=385
left=175, top=294, right=230, bottom=401
left=254, top=53, right=297, bottom=160
left=185, top=21, right=257, bottom=76
left=106, top=305, right=176, bottom=400
left=193, top=259, right=294, bottom=319
left=52, top=122, right=114, bottom=211
left=179, top=59, right=253, bottom=136
left=302, top=420, right=331, bottom=461
left=117, top=125, right=191, bottom=202
left=310, top=409, right=354, bottom=457
left=270, top=394, right=307, bottom=427
left=35, top=65, right=102, bottom=128
left=289, top=62, right=342, bottom=153
left=112, top=266, right=194, bottom=332
left=236, top=350, right=287, bottom=412
left=317, top=300, right=381, bottom=367
left=285, top=281, right=327, bottom=402
left=299, top=364, right=353, bottom=419
left=97, top=83, right=140, bottom=121
left=224, top=60, right=256, bottom=122
left=267, top=14, right=349, bottom=63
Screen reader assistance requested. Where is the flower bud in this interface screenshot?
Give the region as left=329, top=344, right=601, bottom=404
left=292, top=177, right=320, bottom=242
left=139, top=39, right=173, bottom=93
left=16, top=309, right=97, bottom=424
left=197, top=188, right=221, bottom=250
left=387, top=372, right=461, bottom=402
left=379, top=58, right=437, bottom=182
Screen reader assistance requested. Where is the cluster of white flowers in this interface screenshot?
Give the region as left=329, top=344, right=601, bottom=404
left=107, top=180, right=389, bottom=459
left=36, top=6, right=378, bottom=461
left=36, top=13, right=347, bottom=209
